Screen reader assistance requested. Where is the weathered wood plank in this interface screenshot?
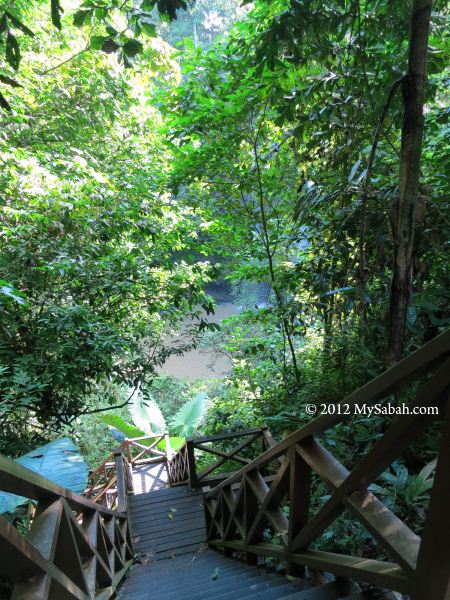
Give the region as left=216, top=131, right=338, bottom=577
left=291, top=362, right=449, bottom=553
left=190, top=428, right=263, bottom=445
left=0, top=517, right=89, bottom=599
left=412, top=401, right=450, bottom=600
left=294, top=438, right=420, bottom=574
left=207, top=539, right=412, bottom=594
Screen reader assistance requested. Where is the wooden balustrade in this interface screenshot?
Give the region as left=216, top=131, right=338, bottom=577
left=0, top=453, right=133, bottom=599
left=84, top=433, right=167, bottom=506
left=167, top=427, right=278, bottom=488
left=1, top=330, right=448, bottom=599
left=203, top=329, right=450, bottom=600
left=0, top=432, right=167, bottom=597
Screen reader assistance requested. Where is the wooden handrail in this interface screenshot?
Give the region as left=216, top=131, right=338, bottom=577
left=167, top=427, right=275, bottom=488
left=0, top=452, right=133, bottom=599
left=190, top=427, right=264, bottom=444
left=84, top=432, right=168, bottom=504
left=206, top=329, right=450, bottom=497
left=203, top=330, right=450, bottom=600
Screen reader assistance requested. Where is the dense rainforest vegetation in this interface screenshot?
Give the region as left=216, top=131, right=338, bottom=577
left=0, top=0, right=449, bottom=571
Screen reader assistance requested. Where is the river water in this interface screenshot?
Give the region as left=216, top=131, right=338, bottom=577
left=159, top=301, right=238, bottom=381
left=158, top=281, right=271, bottom=381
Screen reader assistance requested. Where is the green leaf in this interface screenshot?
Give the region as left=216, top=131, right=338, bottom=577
left=101, top=38, right=120, bottom=54
left=51, top=0, right=62, bottom=30
left=157, top=436, right=185, bottom=452
left=0, top=14, right=7, bottom=34
left=6, top=32, right=21, bottom=70
left=5, top=12, right=34, bottom=37
left=131, top=393, right=167, bottom=433
left=73, top=9, right=91, bottom=27
left=90, top=35, right=108, bottom=50
left=0, top=91, right=11, bottom=111
left=99, top=414, right=146, bottom=440
left=140, top=20, right=157, bottom=38
left=0, top=438, right=88, bottom=514
left=0, top=74, right=21, bottom=88
left=122, top=39, right=144, bottom=58
left=155, top=0, right=187, bottom=21
left=0, top=280, right=29, bottom=306
left=169, top=393, right=208, bottom=437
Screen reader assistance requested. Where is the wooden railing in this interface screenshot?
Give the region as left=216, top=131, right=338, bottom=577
left=204, top=330, right=450, bottom=600
left=0, top=452, right=133, bottom=599
left=167, top=427, right=278, bottom=488
left=85, top=433, right=168, bottom=506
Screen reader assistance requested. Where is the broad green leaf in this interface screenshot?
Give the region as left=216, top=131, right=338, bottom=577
left=73, top=9, right=92, bottom=27
left=122, top=39, right=144, bottom=58
left=51, top=0, right=62, bottom=30
left=157, top=436, right=185, bottom=452
left=90, top=36, right=108, bottom=50
left=140, top=21, right=157, bottom=38
left=5, top=12, right=34, bottom=37
left=0, top=438, right=88, bottom=514
left=131, top=393, right=167, bottom=433
left=169, top=393, right=208, bottom=437
left=0, top=280, right=29, bottom=306
left=100, top=416, right=184, bottom=451
left=99, top=414, right=146, bottom=440
left=6, top=33, right=20, bottom=70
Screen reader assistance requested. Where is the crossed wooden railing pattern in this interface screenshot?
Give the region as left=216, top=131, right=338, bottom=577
left=0, top=451, right=133, bottom=599
left=167, top=427, right=278, bottom=488
left=85, top=433, right=169, bottom=507
left=204, top=330, right=450, bottom=600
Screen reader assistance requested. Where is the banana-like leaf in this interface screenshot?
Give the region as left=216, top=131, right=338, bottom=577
left=100, top=414, right=145, bottom=440
left=162, top=436, right=185, bottom=452
left=0, top=438, right=88, bottom=514
left=100, top=414, right=184, bottom=452
left=130, top=393, right=167, bottom=434
left=169, top=392, right=209, bottom=437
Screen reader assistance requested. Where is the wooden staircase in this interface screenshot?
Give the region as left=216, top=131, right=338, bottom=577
left=127, top=486, right=206, bottom=561
left=118, top=485, right=397, bottom=600
left=0, top=329, right=449, bottom=599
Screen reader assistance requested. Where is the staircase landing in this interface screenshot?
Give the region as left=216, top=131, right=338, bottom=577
left=132, top=461, right=168, bottom=494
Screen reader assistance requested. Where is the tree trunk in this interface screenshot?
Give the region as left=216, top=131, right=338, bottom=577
left=387, top=0, right=433, bottom=364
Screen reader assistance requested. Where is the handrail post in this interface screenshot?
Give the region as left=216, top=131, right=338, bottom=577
left=411, top=406, right=450, bottom=600
left=164, top=431, right=173, bottom=462
left=125, top=440, right=132, bottom=465
left=114, top=450, right=127, bottom=513
left=186, top=438, right=198, bottom=489
left=164, top=431, right=173, bottom=486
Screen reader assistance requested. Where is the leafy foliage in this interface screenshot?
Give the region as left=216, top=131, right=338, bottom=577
left=99, top=415, right=145, bottom=441
left=164, top=0, right=449, bottom=427
left=99, top=413, right=185, bottom=451
left=0, top=19, right=216, bottom=440
left=130, top=393, right=167, bottom=434
left=0, top=0, right=193, bottom=108
left=169, top=392, right=209, bottom=437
